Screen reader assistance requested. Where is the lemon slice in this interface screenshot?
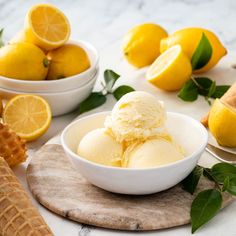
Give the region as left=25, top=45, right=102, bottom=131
left=3, top=95, right=52, bottom=142
left=146, top=45, right=192, bottom=91
left=209, top=99, right=236, bottom=147
left=24, top=4, right=70, bottom=50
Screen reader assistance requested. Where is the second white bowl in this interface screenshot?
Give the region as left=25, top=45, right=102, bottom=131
left=0, top=70, right=98, bottom=116
left=61, top=111, right=208, bottom=195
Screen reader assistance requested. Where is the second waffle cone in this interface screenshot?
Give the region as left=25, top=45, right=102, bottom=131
left=0, top=156, right=54, bottom=236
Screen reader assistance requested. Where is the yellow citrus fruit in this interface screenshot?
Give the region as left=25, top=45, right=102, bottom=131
left=46, top=44, right=91, bottom=80
left=146, top=45, right=192, bottom=91
left=160, top=27, right=227, bottom=73
left=122, top=23, right=168, bottom=68
left=0, top=42, right=48, bottom=80
left=208, top=99, right=236, bottom=147
left=3, top=95, right=52, bottom=142
left=17, top=4, right=70, bottom=51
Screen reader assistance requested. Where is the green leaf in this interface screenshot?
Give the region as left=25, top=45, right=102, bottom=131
left=191, top=189, right=222, bottom=233
left=207, top=80, right=216, bottom=97
left=222, top=176, right=230, bottom=192
left=203, top=168, right=215, bottom=182
left=225, top=177, right=236, bottom=196
left=211, top=163, right=236, bottom=183
left=194, top=77, right=213, bottom=96
left=182, top=166, right=203, bottom=194
left=191, top=33, right=213, bottom=70
left=113, top=85, right=135, bottom=100
left=79, top=92, right=106, bottom=114
left=104, top=70, right=120, bottom=91
left=178, top=80, right=198, bottom=101
left=0, top=28, right=4, bottom=48
left=212, top=85, right=230, bottom=98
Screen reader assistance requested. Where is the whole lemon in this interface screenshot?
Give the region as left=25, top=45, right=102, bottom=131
left=47, top=44, right=91, bottom=80
left=122, top=23, right=168, bottom=68
left=209, top=99, right=236, bottom=147
left=160, top=28, right=227, bottom=73
left=0, top=42, right=48, bottom=80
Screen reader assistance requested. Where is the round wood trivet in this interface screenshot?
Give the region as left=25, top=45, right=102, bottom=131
left=27, top=144, right=234, bottom=231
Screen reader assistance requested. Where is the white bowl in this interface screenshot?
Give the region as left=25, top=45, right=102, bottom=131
left=0, top=71, right=98, bottom=117
left=0, top=40, right=99, bottom=93
left=61, top=111, right=208, bottom=195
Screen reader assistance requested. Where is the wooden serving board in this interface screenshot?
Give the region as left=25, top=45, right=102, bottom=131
left=26, top=143, right=234, bottom=231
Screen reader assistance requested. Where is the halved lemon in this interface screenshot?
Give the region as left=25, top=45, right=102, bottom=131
left=146, top=45, right=192, bottom=91
left=3, top=95, right=52, bottom=142
left=24, top=3, right=70, bottom=51
left=209, top=99, right=236, bottom=147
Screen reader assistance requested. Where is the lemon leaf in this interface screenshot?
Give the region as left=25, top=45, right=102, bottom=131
left=203, top=168, right=216, bottom=182
left=207, top=80, right=216, bottom=97
left=0, top=28, right=4, bottom=48
left=222, top=176, right=230, bottom=192
left=79, top=92, right=106, bottom=114
left=178, top=80, right=198, bottom=101
left=194, top=77, right=213, bottom=96
left=182, top=166, right=203, bottom=194
left=212, top=85, right=230, bottom=98
left=224, top=177, right=236, bottom=196
left=113, top=85, right=135, bottom=100
left=191, top=189, right=222, bottom=233
left=211, top=163, right=236, bottom=183
left=104, top=70, right=120, bottom=92
left=191, top=33, right=212, bottom=70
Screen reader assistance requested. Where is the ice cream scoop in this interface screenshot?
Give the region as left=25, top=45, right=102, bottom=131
left=77, top=128, right=123, bottom=167
left=123, top=138, right=184, bottom=168
left=105, top=91, right=166, bottom=143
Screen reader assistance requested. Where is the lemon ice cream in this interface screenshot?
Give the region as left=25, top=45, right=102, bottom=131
left=123, top=138, right=184, bottom=168
left=77, top=128, right=123, bottom=167
left=105, top=91, right=167, bottom=143
left=78, top=91, right=185, bottom=168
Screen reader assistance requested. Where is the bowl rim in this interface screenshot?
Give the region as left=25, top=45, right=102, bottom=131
left=0, top=69, right=98, bottom=95
left=61, top=111, right=208, bottom=171
left=0, top=40, right=99, bottom=84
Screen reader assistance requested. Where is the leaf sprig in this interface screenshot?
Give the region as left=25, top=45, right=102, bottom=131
left=182, top=163, right=236, bottom=233
left=178, top=77, right=230, bottom=104
left=79, top=70, right=135, bottom=114
left=178, top=33, right=230, bottom=104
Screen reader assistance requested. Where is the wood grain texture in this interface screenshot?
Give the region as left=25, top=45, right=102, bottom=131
left=26, top=144, right=234, bottom=231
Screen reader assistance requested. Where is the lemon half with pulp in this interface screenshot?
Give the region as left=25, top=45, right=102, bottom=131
left=3, top=95, right=52, bottom=141
left=146, top=45, right=192, bottom=91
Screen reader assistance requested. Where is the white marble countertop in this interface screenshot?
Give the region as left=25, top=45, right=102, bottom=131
left=1, top=0, right=236, bottom=235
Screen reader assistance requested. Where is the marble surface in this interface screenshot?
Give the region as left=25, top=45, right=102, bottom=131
left=1, top=0, right=236, bottom=235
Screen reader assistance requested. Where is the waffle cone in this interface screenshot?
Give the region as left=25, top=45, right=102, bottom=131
left=0, top=123, right=27, bottom=167
left=0, top=157, right=54, bottom=236
left=201, top=82, right=236, bottom=127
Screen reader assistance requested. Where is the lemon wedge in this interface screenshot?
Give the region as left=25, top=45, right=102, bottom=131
left=209, top=99, right=236, bottom=147
left=3, top=95, right=52, bottom=142
left=146, top=45, right=192, bottom=91
left=24, top=3, right=70, bottom=51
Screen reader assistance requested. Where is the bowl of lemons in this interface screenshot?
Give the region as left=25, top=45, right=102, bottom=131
left=0, top=4, right=99, bottom=116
